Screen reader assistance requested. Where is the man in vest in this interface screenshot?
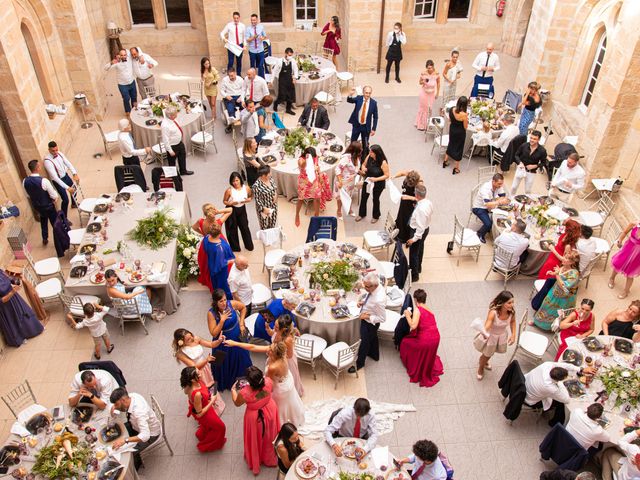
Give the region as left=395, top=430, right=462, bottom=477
left=23, top=159, right=59, bottom=245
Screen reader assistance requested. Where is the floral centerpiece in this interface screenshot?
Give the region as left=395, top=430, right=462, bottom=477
left=297, top=57, right=318, bottom=73
left=151, top=97, right=179, bottom=117
left=308, top=260, right=359, bottom=292
left=598, top=365, right=640, bottom=408
left=283, top=127, right=319, bottom=156
left=470, top=99, right=498, bottom=121
left=176, top=225, right=202, bottom=285
left=527, top=204, right=560, bottom=229
left=128, top=207, right=178, bottom=250
left=31, top=439, right=94, bottom=479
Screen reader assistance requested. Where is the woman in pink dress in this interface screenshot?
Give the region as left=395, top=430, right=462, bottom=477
left=415, top=60, right=440, bottom=130
left=474, top=290, right=516, bottom=381
left=295, top=146, right=332, bottom=227
left=609, top=221, right=640, bottom=299
left=232, top=366, right=280, bottom=475
left=554, top=299, right=595, bottom=360
left=334, top=141, right=362, bottom=219
left=321, top=16, right=341, bottom=67
left=399, top=289, right=444, bottom=388
left=266, top=314, right=304, bottom=397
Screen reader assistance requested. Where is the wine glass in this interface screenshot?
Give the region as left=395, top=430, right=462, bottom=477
left=134, top=259, right=141, bottom=271
left=97, top=259, right=105, bottom=271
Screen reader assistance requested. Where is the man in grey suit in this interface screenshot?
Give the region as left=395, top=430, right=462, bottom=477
left=240, top=100, right=260, bottom=140
left=297, top=98, right=330, bottom=130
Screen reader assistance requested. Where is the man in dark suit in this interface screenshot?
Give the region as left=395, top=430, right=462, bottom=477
left=297, top=98, right=330, bottom=130
left=347, top=86, right=378, bottom=155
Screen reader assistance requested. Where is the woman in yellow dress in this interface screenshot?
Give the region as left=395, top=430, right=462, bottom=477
left=201, top=57, right=220, bottom=121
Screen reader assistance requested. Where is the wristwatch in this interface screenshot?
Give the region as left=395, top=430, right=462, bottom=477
left=124, top=438, right=129, bottom=444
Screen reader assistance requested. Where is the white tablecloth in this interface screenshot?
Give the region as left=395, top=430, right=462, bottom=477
left=272, top=55, right=341, bottom=106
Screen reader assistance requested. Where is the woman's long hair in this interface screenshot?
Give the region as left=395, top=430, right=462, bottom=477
left=211, top=288, right=227, bottom=313
left=455, top=96, right=469, bottom=113
left=200, top=57, right=212, bottom=75
left=345, top=141, right=362, bottom=166
left=369, top=144, right=387, bottom=163
left=331, top=16, right=340, bottom=30
left=489, top=290, right=514, bottom=313
left=172, top=328, right=192, bottom=359
left=246, top=366, right=266, bottom=390
left=275, top=423, right=304, bottom=465
left=563, top=219, right=582, bottom=248
left=180, top=366, right=199, bottom=389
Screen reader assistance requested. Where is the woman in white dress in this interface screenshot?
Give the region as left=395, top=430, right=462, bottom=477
left=442, top=49, right=463, bottom=104
left=333, top=141, right=362, bottom=219
left=266, top=314, right=304, bottom=397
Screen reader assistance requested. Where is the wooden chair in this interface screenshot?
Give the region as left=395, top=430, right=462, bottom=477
left=321, top=47, right=334, bottom=59
left=1, top=380, right=37, bottom=419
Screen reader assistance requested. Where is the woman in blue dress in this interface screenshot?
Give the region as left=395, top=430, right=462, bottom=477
left=253, top=292, right=300, bottom=342
left=208, top=288, right=252, bottom=391
left=202, top=222, right=235, bottom=299
left=0, top=269, right=43, bottom=347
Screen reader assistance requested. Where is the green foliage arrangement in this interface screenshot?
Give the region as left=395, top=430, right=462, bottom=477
left=470, top=99, right=498, bottom=121
left=176, top=225, right=202, bottom=285
left=598, top=365, right=640, bottom=408
left=31, top=441, right=94, bottom=479
left=128, top=207, right=178, bottom=250
left=308, top=260, right=359, bottom=292
left=282, top=127, right=318, bottom=156
left=527, top=204, right=560, bottom=229
left=151, top=99, right=179, bottom=117
left=297, top=57, right=318, bottom=73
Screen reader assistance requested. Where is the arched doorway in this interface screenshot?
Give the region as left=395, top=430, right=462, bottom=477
left=21, top=21, right=54, bottom=105
left=502, top=0, right=534, bottom=57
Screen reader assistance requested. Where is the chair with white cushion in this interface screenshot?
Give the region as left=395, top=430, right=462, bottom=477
left=336, top=57, right=356, bottom=90
left=314, top=79, right=338, bottom=113
left=244, top=313, right=259, bottom=337
left=362, top=212, right=397, bottom=259
left=430, top=118, right=449, bottom=162
left=119, top=184, right=144, bottom=193
left=22, top=244, right=63, bottom=283
left=59, top=293, right=101, bottom=319
left=295, top=334, right=328, bottom=380
left=191, top=119, right=218, bottom=159
left=256, top=227, right=286, bottom=274
left=579, top=195, right=615, bottom=236
left=386, top=274, right=411, bottom=312
left=592, top=218, right=623, bottom=271
left=151, top=141, right=168, bottom=166
left=507, top=311, right=549, bottom=367
left=71, top=184, right=98, bottom=227
left=580, top=253, right=603, bottom=289
left=378, top=309, right=402, bottom=341
left=111, top=297, right=148, bottom=336
left=484, top=245, right=520, bottom=288
left=529, top=279, right=547, bottom=301
left=451, top=215, right=481, bottom=266
left=68, top=228, right=85, bottom=251
left=251, top=283, right=272, bottom=310
left=1, top=380, right=37, bottom=419
left=22, top=267, right=63, bottom=311
left=187, top=81, right=203, bottom=101
left=322, top=340, right=361, bottom=389
left=466, top=134, right=492, bottom=169
left=466, top=183, right=482, bottom=228
left=96, top=122, right=120, bottom=160
left=139, top=395, right=174, bottom=460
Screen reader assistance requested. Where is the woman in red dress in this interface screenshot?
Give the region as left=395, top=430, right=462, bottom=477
left=295, top=146, right=332, bottom=227
left=194, top=203, right=232, bottom=291
left=399, top=289, right=444, bottom=388
left=321, top=16, right=341, bottom=67
left=554, top=299, right=595, bottom=360
left=180, top=367, right=226, bottom=452
left=232, top=366, right=280, bottom=475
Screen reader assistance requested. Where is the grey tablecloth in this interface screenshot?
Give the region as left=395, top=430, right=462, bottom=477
left=130, top=104, right=205, bottom=152
left=65, top=192, right=191, bottom=314
left=271, top=55, right=341, bottom=107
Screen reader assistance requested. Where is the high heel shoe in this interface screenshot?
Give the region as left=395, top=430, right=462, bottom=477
left=442, top=160, right=449, bottom=168
left=452, top=168, right=460, bottom=175
left=608, top=280, right=615, bottom=289
left=618, top=291, right=629, bottom=299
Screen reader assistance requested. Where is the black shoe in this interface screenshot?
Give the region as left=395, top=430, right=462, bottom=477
left=385, top=78, right=389, bottom=84
left=286, top=109, right=296, bottom=115
left=396, top=78, right=402, bottom=83
left=181, top=170, right=194, bottom=176
left=348, top=366, right=357, bottom=374
left=107, top=344, right=115, bottom=354
left=225, top=126, right=232, bottom=134
left=478, top=236, right=486, bottom=244
left=273, top=103, right=279, bottom=111
left=43, top=239, right=49, bottom=246
left=411, top=274, right=419, bottom=283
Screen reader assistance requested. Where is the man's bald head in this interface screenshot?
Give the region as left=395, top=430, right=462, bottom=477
left=235, top=255, right=249, bottom=270
left=486, top=43, right=495, bottom=53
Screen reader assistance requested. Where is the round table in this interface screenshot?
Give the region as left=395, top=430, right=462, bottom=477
left=271, top=55, right=340, bottom=106
left=271, top=239, right=382, bottom=345
left=130, top=97, right=205, bottom=152
left=238, top=127, right=345, bottom=200
left=563, top=334, right=639, bottom=444
left=284, top=437, right=409, bottom=480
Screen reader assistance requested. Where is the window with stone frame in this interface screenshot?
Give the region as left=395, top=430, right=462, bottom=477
left=448, top=0, right=471, bottom=19
left=129, top=0, right=154, bottom=25
left=295, top=0, right=317, bottom=21
left=580, top=32, right=607, bottom=109
left=165, top=0, right=190, bottom=23
left=414, top=0, right=437, bottom=19
left=261, top=0, right=283, bottom=22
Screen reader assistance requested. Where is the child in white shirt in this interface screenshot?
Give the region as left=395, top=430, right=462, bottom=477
left=67, top=303, right=114, bottom=359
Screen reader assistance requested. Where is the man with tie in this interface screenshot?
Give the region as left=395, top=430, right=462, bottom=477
left=68, top=370, right=119, bottom=410
left=220, top=12, right=246, bottom=75
left=324, top=398, right=379, bottom=455
left=406, top=185, right=433, bottom=283
left=240, top=100, right=260, bottom=140
left=272, top=47, right=298, bottom=114
left=350, top=272, right=386, bottom=373
left=117, top=118, right=151, bottom=166
left=347, top=86, right=378, bottom=155
left=398, top=440, right=447, bottom=480
left=43, top=141, right=79, bottom=217
left=471, top=43, right=500, bottom=98
left=161, top=106, right=193, bottom=175
left=245, top=14, right=267, bottom=78
left=23, top=160, right=59, bottom=245
left=243, top=68, right=269, bottom=103
left=297, top=98, right=330, bottom=130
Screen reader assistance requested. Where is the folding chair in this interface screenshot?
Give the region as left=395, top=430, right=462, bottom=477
left=294, top=334, right=327, bottom=380
left=139, top=395, right=175, bottom=459
left=111, top=297, right=149, bottom=335
left=507, top=311, right=550, bottom=367
left=451, top=215, right=481, bottom=266
left=484, top=245, right=521, bottom=287
left=321, top=340, right=361, bottom=389
left=191, top=118, right=218, bottom=158
left=1, top=380, right=37, bottom=418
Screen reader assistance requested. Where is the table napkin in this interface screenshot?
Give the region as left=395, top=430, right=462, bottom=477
left=492, top=208, right=510, bottom=217
left=320, top=67, right=336, bottom=75
left=347, top=301, right=360, bottom=317
left=17, top=404, right=47, bottom=424
left=146, top=272, right=168, bottom=283
left=546, top=205, right=569, bottom=222
left=371, top=446, right=389, bottom=469
left=11, top=422, right=30, bottom=437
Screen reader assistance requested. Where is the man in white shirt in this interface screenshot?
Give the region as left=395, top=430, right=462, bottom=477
left=576, top=225, right=597, bottom=276
left=104, top=48, right=137, bottom=113
left=240, top=100, right=260, bottom=140
left=228, top=255, right=253, bottom=315
left=351, top=272, right=386, bottom=372
left=492, top=115, right=519, bottom=155
left=550, top=153, right=586, bottom=202
left=118, top=118, right=151, bottom=166
left=407, top=185, right=433, bottom=282
left=601, top=429, right=640, bottom=480
left=220, top=70, right=246, bottom=128
left=494, top=219, right=529, bottom=269
left=566, top=402, right=610, bottom=450
left=220, top=11, right=246, bottom=75
left=130, top=47, right=158, bottom=100
left=23, top=159, right=59, bottom=245
left=471, top=42, right=500, bottom=99
left=43, top=140, right=79, bottom=217
left=68, top=369, right=119, bottom=410
left=245, top=14, right=268, bottom=78
left=110, top=388, right=161, bottom=469
left=324, top=398, right=379, bottom=454
left=243, top=68, right=269, bottom=103
left=161, top=106, right=192, bottom=175
left=472, top=173, right=510, bottom=243
left=398, top=440, right=447, bottom=480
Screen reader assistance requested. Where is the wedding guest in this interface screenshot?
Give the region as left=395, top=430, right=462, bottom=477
left=208, top=288, right=252, bottom=391
left=202, top=222, right=235, bottom=298
left=534, top=251, right=581, bottom=331
left=518, top=81, right=542, bottom=135
left=201, top=57, right=220, bottom=120
left=471, top=173, right=509, bottom=244
left=254, top=292, right=299, bottom=342
left=415, top=60, right=440, bottom=130
left=546, top=139, right=578, bottom=183
left=608, top=220, right=640, bottom=299
left=600, top=429, right=640, bottom=480
left=44, top=141, right=79, bottom=217
left=321, top=16, right=341, bottom=67
left=491, top=115, right=519, bottom=157
left=541, top=472, right=596, bottom=480
left=295, top=146, right=332, bottom=227
left=266, top=314, right=303, bottom=397
left=68, top=369, right=119, bottom=410
left=162, top=106, right=193, bottom=175
left=351, top=272, right=386, bottom=373
left=566, top=402, right=610, bottom=450
left=172, top=328, right=223, bottom=396
left=443, top=96, right=468, bottom=175
left=407, top=185, right=433, bottom=282
left=220, top=69, right=245, bottom=126
left=180, top=367, right=226, bottom=452
left=104, top=48, right=137, bottom=113
left=599, top=300, right=640, bottom=341
left=192, top=202, right=232, bottom=238
left=470, top=43, right=500, bottom=98
left=252, top=165, right=278, bottom=229
left=245, top=14, right=267, bottom=78
left=244, top=68, right=269, bottom=103
left=334, top=141, right=362, bottom=218
left=298, top=98, right=330, bottom=130
left=400, top=289, right=443, bottom=387
left=576, top=225, right=597, bottom=276
left=348, top=86, right=378, bottom=155
left=550, top=153, right=586, bottom=201
left=384, top=22, right=406, bottom=84
left=275, top=423, right=305, bottom=475
left=240, top=100, right=260, bottom=140
left=118, top=119, right=151, bottom=166
left=474, top=290, right=516, bottom=381
left=223, top=172, right=254, bottom=252
left=555, top=299, right=595, bottom=360
left=272, top=47, right=298, bottom=115
left=220, top=11, right=246, bottom=75
left=105, top=269, right=166, bottom=321
left=325, top=398, right=378, bottom=454
left=22, top=159, right=59, bottom=246
left=256, top=95, right=273, bottom=143
left=228, top=255, right=254, bottom=315
left=471, top=121, right=493, bottom=149
left=493, top=219, right=529, bottom=269
left=510, top=130, right=547, bottom=196
left=232, top=366, right=280, bottom=475
left=356, top=144, right=389, bottom=223
left=130, top=47, right=157, bottom=100
left=442, top=50, right=463, bottom=104
left=397, top=439, right=447, bottom=480
left=66, top=302, right=113, bottom=360
left=393, top=170, right=422, bottom=242
left=240, top=138, right=261, bottom=187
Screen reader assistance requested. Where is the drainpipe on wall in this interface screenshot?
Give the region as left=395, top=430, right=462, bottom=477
left=376, top=0, right=386, bottom=74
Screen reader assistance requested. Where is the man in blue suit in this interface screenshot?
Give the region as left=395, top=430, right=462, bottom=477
left=347, top=86, right=378, bottom=155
